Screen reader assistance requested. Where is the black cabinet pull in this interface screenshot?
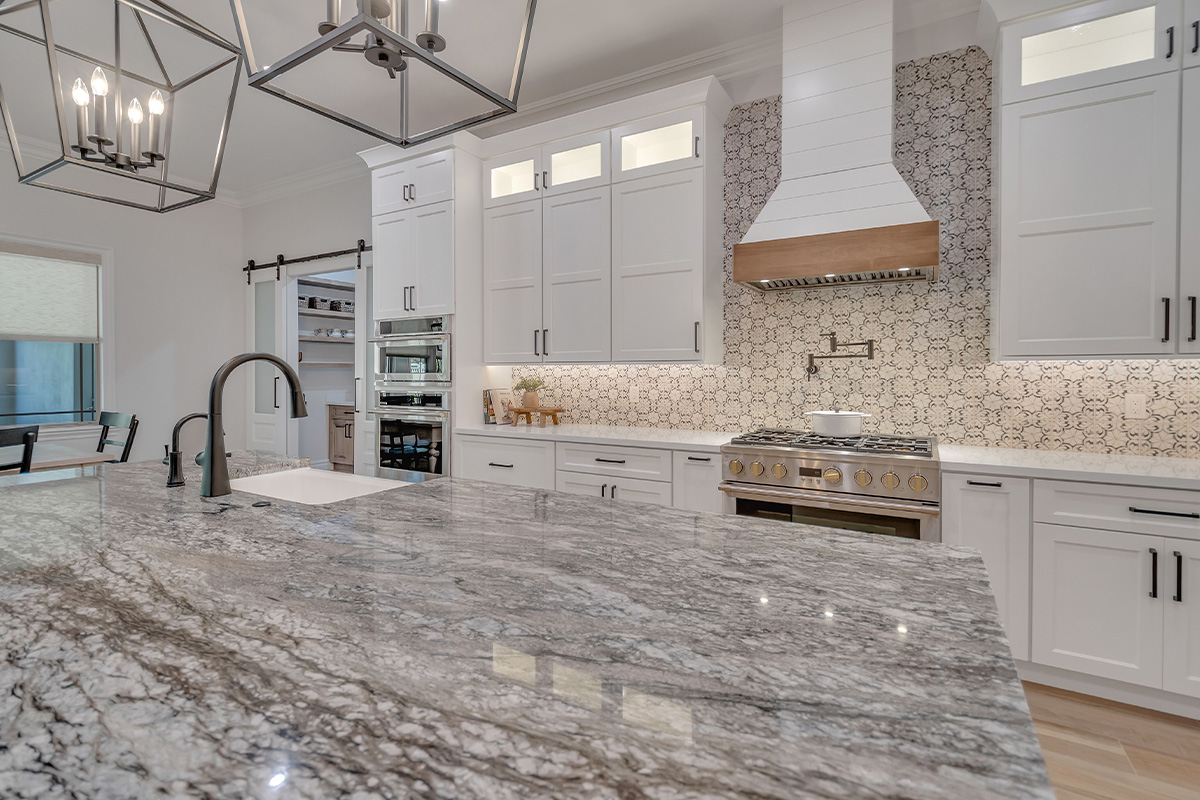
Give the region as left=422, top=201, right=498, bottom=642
left=694, top=321, right=700, bottom=353
left=595, top=457, right=626, bottom=464
left=409, top=285, right=416, bottom=310
left=409, top=183, right=416, bottom=200
left=967, top=480, right=1003, bottom=488
left=1175, top=551, right=1184, bottom=602
left=601, top=483, right=608, bottom=498
left=611, top=485, right=617, bottom=500
left=487, top=462, right=514, bottom=469
left=687, top=456, right=712, bottom=462
left=1163, top=297, right=1171, bottom=342
left=1150, top=548, right=1159, bottom=598
left=534, top=172, right=540, bottom=191
left=344, top=423, right=353, bottom=439
left=543, top=328, right=549, bottom=355
left=1129, top=506, right=1200, bottom=519
left=1190, top=296, right=1196, bottom=343
left=1193, top=20, right=1199, bottom=54
left=534, top=329, right=540, bottom=357
left=694, top=136, right=700, bottom=159
left=403, top=184, right=410, bottom=202
left=1168, top=25, right=1176, bottom=59
left=543, top=171, right=549, bottom=189
left=273, top=376, right=280, bottom=409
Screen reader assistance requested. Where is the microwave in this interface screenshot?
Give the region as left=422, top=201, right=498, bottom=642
left=370, top=316, right=450, bottom=385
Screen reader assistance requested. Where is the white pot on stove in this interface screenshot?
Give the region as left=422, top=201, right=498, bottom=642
left=804, top=410, right=872, bottom=438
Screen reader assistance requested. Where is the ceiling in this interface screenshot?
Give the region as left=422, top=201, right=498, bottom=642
left=0, top=0, right=980, bottom=201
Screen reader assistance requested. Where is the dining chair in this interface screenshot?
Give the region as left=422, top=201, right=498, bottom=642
left=96, top=412, right=139, bottom=462
left=0, top=425, right=39, bottom=474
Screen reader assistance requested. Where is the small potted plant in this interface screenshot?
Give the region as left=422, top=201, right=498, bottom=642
left=513, top=376, right=546, bottom=408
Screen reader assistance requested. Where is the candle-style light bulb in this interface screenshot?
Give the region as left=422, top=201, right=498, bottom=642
left=148, top=89, right=164, bottom=116
left=127, top=97, right=143, bottom=124
left=90, top=66, right=108, bottom=97
left=71, top=78, right=90, bottom=153
left=71, top=78, right=90, bottom=107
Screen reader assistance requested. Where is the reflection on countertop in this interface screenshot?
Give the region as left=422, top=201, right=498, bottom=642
left=0, top=457, right=1051, bottom=799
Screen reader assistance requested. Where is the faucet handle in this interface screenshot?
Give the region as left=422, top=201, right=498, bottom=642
left=162, top=444, right=170, bottom=465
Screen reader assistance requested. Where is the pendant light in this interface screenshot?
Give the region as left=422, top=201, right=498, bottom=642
left=0, top=0, right=243, bottom=212
left=228, top=0, right=538, bottom=147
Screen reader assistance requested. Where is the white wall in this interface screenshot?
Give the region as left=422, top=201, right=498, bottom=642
left=0, top=154, right=246, bottom=465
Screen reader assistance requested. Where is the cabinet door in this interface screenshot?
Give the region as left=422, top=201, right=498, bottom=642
left=484, top=200, right=543, bottom=363
left=410, top=200, right=454, bottom=316
left=1032, top=523, right=1165, bottom=688
left=371, top=161, right=409, bottom=216
left=1180, top=69, right=1200, bottom=351
left=1001, top=0, right=1181, bottom=105
left=942, top=474, right=1033, bottom=661
left=409, top=150, right=454, bottom=208
left=555, top=470, right=612, bottom=499
left=371, top=209, right=415, bottom=322
left=543, top=187, right=611, bottom=363
left=483, top=148, right=542, bottom=208
left=556, top=471, right=672, bottom=507
left=542, top=131, right=610, bottom=196
left=1164, top=540, right=1200, bottom=697
left=672, top=451, right=723, bottom=513
left=612, top=168, right=704, bottom=362
left=1188, top=0, right=1200, bottom=68
left=612, top=107, right=705, bottom=182
left=998, top=72, right=1180, bottom=358
left=329, top=418, right=354, bottom=465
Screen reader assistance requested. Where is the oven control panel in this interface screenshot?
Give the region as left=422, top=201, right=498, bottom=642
left=722, top=448, right=940, bottom=503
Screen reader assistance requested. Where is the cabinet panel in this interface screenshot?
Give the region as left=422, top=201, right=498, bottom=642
left=371, top=209, right=414, bottom=322
left=612, top=168, right=705, bottom=362
left=543, top=131, right=610, bottom=196
left=484, top=200, right=543, bottom=363
left=672, top=451, right=724, bottom=514
left=1188, top=0, right=1200, bottom=68
left=543, top=187, right=611, bottom=363
left=1034, top=479, right=1200, bottom=540
left=1032, top=523, right=1165, bottom=687
left=612, top=107, right=705, bottom=182
left=1180, top=69, right=1200, bottom=351
left=458, top=435, right=555, bottom=490
left=942, top=474, right=1033, bottom=661
left=484, top=148, right=542, bottom=208
left=1164, top=540, right=1200, bottom=697
left=411, top=201, right=454, bottom=316
left=998, top=72, right=1180, bottom=357
left=372, top=162, right=410, bottom=216
left=556, top=470, right=672, bottom=507
left=556, top=442, right=672, bottom=481
left=409, top=150, right=454, bottom=207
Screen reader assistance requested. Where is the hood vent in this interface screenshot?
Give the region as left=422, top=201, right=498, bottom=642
left=733, top=0, right=940, bottom=291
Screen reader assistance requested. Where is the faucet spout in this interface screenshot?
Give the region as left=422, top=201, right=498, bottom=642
left=201, top=352, right=307, bottom=498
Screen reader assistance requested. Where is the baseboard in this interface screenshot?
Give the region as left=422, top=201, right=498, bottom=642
left=1016, top=660, right=1200, bottom=720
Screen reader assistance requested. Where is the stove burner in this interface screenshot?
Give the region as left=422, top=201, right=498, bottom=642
left=730, top=429, right=935, bottom=457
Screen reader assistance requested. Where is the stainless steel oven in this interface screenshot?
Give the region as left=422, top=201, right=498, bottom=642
left=371, top=316, right=450, bottom=385
left=373, top=387, right=450, bottom=482
left=720, top=483, right=940, bottom=542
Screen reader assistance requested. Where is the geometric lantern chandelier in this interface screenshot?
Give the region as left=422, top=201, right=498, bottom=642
left=0, top=0, right=242, bottom=212
left=228, top=0, right=537, bottom=148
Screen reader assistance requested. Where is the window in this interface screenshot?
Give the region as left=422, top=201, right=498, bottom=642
left=0, top=245, right=101, bottom=426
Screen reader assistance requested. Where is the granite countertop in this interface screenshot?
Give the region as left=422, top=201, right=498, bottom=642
left=0, top=457, right=1050, bottom=799
left=454, top=423, right=735, bottom=453
left=940, top=444, right=1200, bottom=490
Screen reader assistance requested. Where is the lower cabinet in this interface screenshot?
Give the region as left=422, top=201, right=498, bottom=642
left=1165, top=540, right=1200, bottom=698
left=555, top=470, right=672, bottom=507
left=673, top=451, right=724, bottom=513
left=457, top=436, right=555, bottom=490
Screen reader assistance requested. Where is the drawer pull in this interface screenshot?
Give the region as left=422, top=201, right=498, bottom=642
left=488, top=462, right=514, bottom=469
left=595, top=458, right=626, bottom=464
left=687, top=456, right=712, bottom=462
left=1175, top=551, right=1184, bottom=603
left=601, top=483, right=608, bottom=498
left=1151, top=548, right=1159, bottom=598
left=1129, top=506, right=1200, bottom=519
left=967, top=480, right=1002, bottom=488
left=611, top=485, right=617, bottom=500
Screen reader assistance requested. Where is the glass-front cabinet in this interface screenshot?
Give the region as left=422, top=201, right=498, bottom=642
left=542, top=131, right=610, bottom=196
left=611, top=107, right=705, bottom=182
left=483, top=148, right=541, bottom=208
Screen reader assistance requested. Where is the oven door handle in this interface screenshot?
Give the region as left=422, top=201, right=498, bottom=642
left=717, top=482, right=941, bottom=516
left=368, top=335, right=451, bottom=344
left=373, top=410, right=449, bottom=423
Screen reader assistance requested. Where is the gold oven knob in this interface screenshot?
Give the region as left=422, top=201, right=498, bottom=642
left=751, top=461, right=766, bottom=477
left=854, top=469, right=873, bottom=487
left=881, top=472, right=901, bottom=490
left=729, top=459, right=744, bottom=475
left=772, top=463, right=788, bottom=479
left=909, top=474, right=929, bottom=493
left=823, top=468, right=843, bottom=485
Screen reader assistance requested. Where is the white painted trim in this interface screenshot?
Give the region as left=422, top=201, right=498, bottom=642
left=1017, top=659, right=1200, bottom=720
left=896, top=0, right=981, bottom=31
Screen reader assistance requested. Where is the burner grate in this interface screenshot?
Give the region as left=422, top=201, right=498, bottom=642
left=730, top=429, right=935, bottom=457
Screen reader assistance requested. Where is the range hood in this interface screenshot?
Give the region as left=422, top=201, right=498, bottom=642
left=733, top=0, right=940, bottom=291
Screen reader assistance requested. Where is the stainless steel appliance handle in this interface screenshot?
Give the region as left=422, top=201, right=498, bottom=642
left=373, top=410, right=449, bottom=423
left=368, top=334, right=451, bottom=344
left=718, top=482, right=940, bottom=516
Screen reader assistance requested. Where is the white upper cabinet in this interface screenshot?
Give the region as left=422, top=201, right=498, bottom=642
left=371, top=200, right=455, bottom=321
left=1187, top=0, right=1200, bottom=67
left=1001, top=0, right=1181, bottom=104
left=542, top=187, right=611, bottom=363
left=483, top=148, right=542, bottom=209
left=612, top=168, right=705, bottom=362
left=1180, top=68, right=1200, bottom=352
left=371, top=150, right=454, bottom=215
left=997, top=72, right=1181, bottom=357
left=371, top=209, right=414, bottom=321
left=542, top=131, right=610, bottom=196
left=612, top=107, right=705, bottom=182
left=483, top=199, right=544, bottom=363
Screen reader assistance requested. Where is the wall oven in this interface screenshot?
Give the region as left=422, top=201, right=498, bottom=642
left=371, top=316, right=450, bottom=385
left=373, top=387, right=450, bottom=482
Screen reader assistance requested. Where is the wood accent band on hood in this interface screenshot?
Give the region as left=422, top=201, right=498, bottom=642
left=733, top=220, right=940, bottom=281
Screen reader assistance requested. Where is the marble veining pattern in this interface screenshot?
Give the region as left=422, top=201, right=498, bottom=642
left=0, top=460, right=1051, bottom=799
left=514, top=47, right=1200, bottom=458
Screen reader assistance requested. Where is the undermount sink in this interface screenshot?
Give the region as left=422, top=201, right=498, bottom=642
left=230, top=468, right=401, bottom=505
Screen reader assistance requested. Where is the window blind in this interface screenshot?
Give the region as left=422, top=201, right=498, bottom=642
left=0, top=251, right=100, bottom=342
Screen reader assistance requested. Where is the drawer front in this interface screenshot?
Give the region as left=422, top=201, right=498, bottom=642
left=556, top=442, right=671, bottom=481
left=1035, top=480, right=1200, bottom=540
left=458, top=436, right=555, bottom=490
left=555, top=470, right=673, bottom=507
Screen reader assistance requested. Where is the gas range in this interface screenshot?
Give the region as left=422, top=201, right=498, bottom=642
left=720, top=429, right=940, bottom=504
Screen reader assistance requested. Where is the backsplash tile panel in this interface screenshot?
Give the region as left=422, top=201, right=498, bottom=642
left=514, top=47, right=1199, bottom=458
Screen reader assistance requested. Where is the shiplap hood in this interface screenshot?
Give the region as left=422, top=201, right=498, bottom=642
left=734, top=0, right=939, bottom=290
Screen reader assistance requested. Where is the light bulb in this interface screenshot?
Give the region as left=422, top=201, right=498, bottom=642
left=148, top=89, right=164, bottom=116
left=71, top=78, right=90, bottom=107
left=90, top=66, right=108, bottom=97
left=127, top=98, right=143, bottom=124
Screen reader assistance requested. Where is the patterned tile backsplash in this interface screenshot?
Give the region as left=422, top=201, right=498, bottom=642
left=513, top=47, right=1200, bottom=458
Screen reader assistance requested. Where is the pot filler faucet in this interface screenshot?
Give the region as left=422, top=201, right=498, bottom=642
left=202, top=353, right=307, bottom=498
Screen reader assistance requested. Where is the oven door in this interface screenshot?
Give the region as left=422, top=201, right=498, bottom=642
left=719, top=483, right=940, bottom=542
left=371, top=335, right=450, bottom=384
left=375, top=410, right=448, bottom=482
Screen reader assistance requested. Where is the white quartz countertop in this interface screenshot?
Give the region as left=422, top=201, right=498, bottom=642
left=940, top=445, right=1200, bottom=491
left=454, top=423, right=735, bottom=452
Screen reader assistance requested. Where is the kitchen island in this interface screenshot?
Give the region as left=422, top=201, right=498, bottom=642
left=0, top=457, right=1051, bottom=799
